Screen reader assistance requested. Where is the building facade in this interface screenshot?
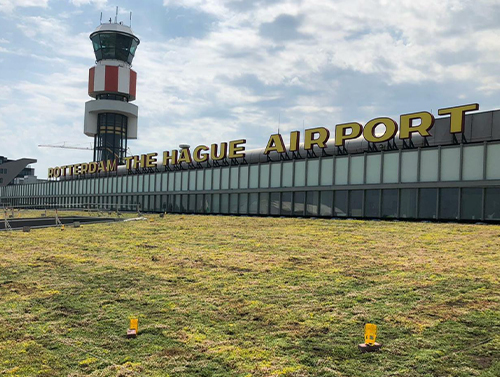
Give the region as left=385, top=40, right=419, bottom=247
left=2, top=109, right=500, bottom=222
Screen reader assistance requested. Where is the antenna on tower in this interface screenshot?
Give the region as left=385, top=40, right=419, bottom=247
left=100, top=12, right=102, bottom=24
left=130, top=11, right=132, bottom=27
left=115, top=6, right=118, bottom=23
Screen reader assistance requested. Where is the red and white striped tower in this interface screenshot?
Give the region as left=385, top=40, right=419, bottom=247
left=84, top=19, right=140, bottom=163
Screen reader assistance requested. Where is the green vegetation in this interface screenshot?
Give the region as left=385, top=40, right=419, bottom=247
left=0, top=214, right=499, bottom=376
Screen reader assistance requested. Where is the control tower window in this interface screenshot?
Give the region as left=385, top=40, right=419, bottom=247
left=91, top=32, right=139, bottom=64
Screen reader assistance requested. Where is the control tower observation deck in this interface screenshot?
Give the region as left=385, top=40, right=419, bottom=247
left=84, top=20, right=140, bottom=164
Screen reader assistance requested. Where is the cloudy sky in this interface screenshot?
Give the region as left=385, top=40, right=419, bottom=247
left=1, top=0, right=499, bottom=178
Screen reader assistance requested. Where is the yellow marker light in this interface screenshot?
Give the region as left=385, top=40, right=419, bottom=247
left=364, top=323, right=377, bottom=345
left=130, top=318, right=138, bottom=334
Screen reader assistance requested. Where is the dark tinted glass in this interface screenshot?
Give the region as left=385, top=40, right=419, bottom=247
left=320, top=191, right=333, bottom=216
left=485, top=188, right=500, bottom=220
left=349, top=190, right=363, bottom=217
left=439, top=188, right=459, bottom=219
left=365, top=190, right=380, bottom=217
left=334, top=190, right=348, bottom=217
left=460, top=188, right=482, bottom=220
left=270, top=193, right=280, bottom=215
left=281, top=192, right=292, bottom=216
left=418, top=188, right=437, bottom=219
left=306, top=191, right=318, bottom=216
left=382, top=189, right=398, bottom=218
left=400, top=189, right=417, bottom=218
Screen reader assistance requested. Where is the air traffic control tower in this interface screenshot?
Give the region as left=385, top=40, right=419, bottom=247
left=84, top=17, right=140, bottom=164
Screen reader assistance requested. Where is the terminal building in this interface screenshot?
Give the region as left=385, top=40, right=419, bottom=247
left=2, top=19, right=500, bottom=222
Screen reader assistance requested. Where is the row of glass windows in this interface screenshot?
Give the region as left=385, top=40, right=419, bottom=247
left=5, top=188, right=500, bottom=221
left=2, top=143, right=500, bottom=199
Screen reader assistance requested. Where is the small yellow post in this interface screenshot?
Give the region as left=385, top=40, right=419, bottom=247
left=130, top=318, right=138, bottom=334
left=364, top=323, right=377, bottom=345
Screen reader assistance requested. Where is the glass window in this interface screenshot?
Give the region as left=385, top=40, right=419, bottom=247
left=282, top=162, right=293, bottom=187
left=439, top=188, right=459, bottom=220
left=260, top=165, right=269, bottom=188
left=334, top=191, right=347, bottom=216
left=270, top=193, right=280, bottom=215
left=440, top=147, right=460, bottom=181
left=230, top=193, right=238, bottom=214
left=335, top=158, right=348, bottom=185
left=365, top=190, right=380, bottom=218
left=349, top=156, right=364, bottom=184
left=320, top=158, right=334, bottom=186
left=307, top=160, right=319, bottom=186
left=461, top=188, right=482, bottom=220
left=168, top=172, right=174, bottom=191
left=181, top=195, right=188, bottom=212
left=281, top=192, right=292, bottom=216
left=205, top=169, right=212, bottom=190
left=196, top=194, right=204, bottom=213
left=221, top=194, right=229, bottom=214
left=259, top=193, right=269, bottom=215
left=240, top=166, right=249, bottom=189
left=306, top=191, right=319, bottom=216
left=349, top=190, right=363, bottom=217
left=382, top=189, right=398, bottom=218
left=249, top=193, right=259, bottom=214
left=418, top=188, right=437, bottom=219
left=486, top=144, right=500, bottom=179
left=156, top=174, right=162, bottom=192
left=230, top=167, right=239, bottom=189
left=485, top=188, right=500, bottom=220
left=401, top=151, right=418, bottom=183
left=462, top=145, right=484, bottom=181
left=189, top=170, right=196, bottom=191
left=295, top=160, right=306, bottom=186
left=249, top=165, right=259, bottom=188
left=174, top=172, right=181, bottom=191
left=293, top=192, right=305, bottom=216
left=420, top=149, right=439, bottom=182
left=150, top=175, right=155, bottom=192
left=213, top=169, right=221, bottom=190
left=189, top=194, right=196, bottom=213
left=366, top=154, right=381, bottom=184
left=212, top=194, right=220, bottom=214
left=239, top=193, right=248, bottom=214
left=181, top=171, right=188, bottom=191
left=270, top=164, right=281, bottom=188
left=196, top=170, right=204, bottom=190
left=204, top=195, right=211, bottom=213
left=383, top=152, right=399, bottom=183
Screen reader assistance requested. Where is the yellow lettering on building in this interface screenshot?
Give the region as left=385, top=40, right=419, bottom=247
left=264, top=134, right=286, bottom=154
left=400, top=111, right=435, bottom=139
left=178, top=149, right=193, bottom=164
left=123, top=156, right=134, bottom=170
left=145, top=153, right=158, bottom=168
left=193, top=145, right=209, bottom=163
left=162, top=150, right=178, bottom=166
left=335, top=123, right=362, bottom=147
left=363, top=117, right=398, bottom=143
left=290, top=131, right=300, bottom=152
left=106, top=159, right=117, bottom=172
left=48, top=168, right=54, bottom=178
left=88, top=162, right=98, bottom=174
left=211, top=143, right=227, bottom=161
left=438, top=103, right=479, bottom=134
left=228, top=139, right=246, bottom=158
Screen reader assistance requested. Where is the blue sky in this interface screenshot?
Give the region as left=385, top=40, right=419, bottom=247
left=1, top=0, right=499, bottom=178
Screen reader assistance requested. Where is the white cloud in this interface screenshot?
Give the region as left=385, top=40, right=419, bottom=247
left=0, top=0, right=48, bottom=13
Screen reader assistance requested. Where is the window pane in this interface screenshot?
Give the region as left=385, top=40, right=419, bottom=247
left=212, top=194, right=220, bottom=214
left=320, top=191, right=333, bottom=216
left=205, top=169, right=212, bottom=190
left=196, top=170, right=204, bottom=190
left=230, top=193, right=238, bottom=214
left=306, top=191, right=319, bottom=216
left=189, top=170, right=196, bottom=191
left=349, top=156, right=364, bottom=184
left=307, top=160, right=319, bottom=186
left=281, top=192, right=292, bottom=216
left=335, top=158, right=348, bottom=185
left=420, top=149, right=439, bottom=182
left=259, top=193, right=269, bottom=215
left=320, top=158, right=334, bottom=186
left=162, top=173, right=168, bottom=192
left=221, top=194, right=229, bottom=214
left=400, top=189, right=418, bottom=219
left=382, top=189, right=398, bottom=218
left=485, top=188, right=500, bottom=220
left=486, top=144, right=500, bottom=179
left=230, top=167, right=239, bottom=189
left=366, top=154, right=381, bottom=184
left=462, top=145, right=484, bottom=180
left=239, top=166, right=249, bottom=189
left=439, top=188, right=459, bottom=220
left=441, top=147, right=460, bottom=181
left=383, top=152, right=399, bottom=183
left=270, top=193, right=280, bottom=215
left=189, top=194, right=196, bottom=213
left=365, top=190, right=380, bottom=218
left=349, top=190, right=363, bottom=217
left=270, top=164, right=281, bottom=188
left=260, top=165, right=269, bottom=188
left=401, top=151, right=418, bottom=183
left=174, top=172, right=181, bottom=191
left=293, top=192, right=305, bottom=216
left=239, top=193, right=248, bottom=214
left=282, top=162, right=293, bottom=187
left=295, top=161, right=306, bottom=186
left=461, top=188, right=482, bottom=220
left=249, top=193, right=259, bottom=214
left=419, top=188, right=437, bottom=219
left=334, top=191, right=348, bottom=216
left=213, top=169, right=220, bottom=190
left=221, top=168, right=230, bottom=190
left=249, top=165, right=259, bottom=188
left=196, top=194, right=204, bottom=213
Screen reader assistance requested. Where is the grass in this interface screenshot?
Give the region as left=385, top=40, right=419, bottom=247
left=0, top=214, right=499, bottom=376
